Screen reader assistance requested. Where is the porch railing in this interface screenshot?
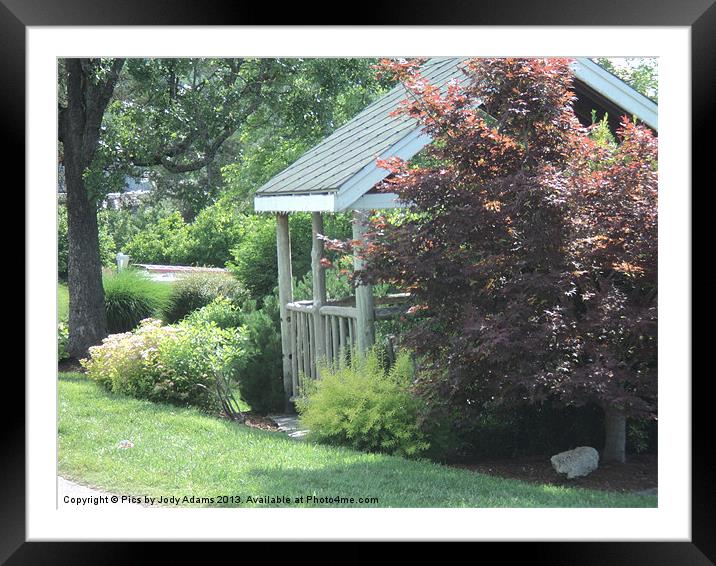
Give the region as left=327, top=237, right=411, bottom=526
left=285, top=293, right=411, bottom=399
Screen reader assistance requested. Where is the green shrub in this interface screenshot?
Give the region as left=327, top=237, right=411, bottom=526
left=163, top=272, right=249, bottom=323
left=185, top=296, right=244, bottom=329
left=154, top=320, right=246, bottom=410
left=82, top=318, right=246, bottom=411
left=234, top=294, right=284, bottom=414
left=296, top=347, right=428, bottom=457
left=58, top=321, right=69, bottom=361
left=103, top=269, right=172, bottom=333
left=82, top=318, right=170, bottom=394
left=185, top=199, right=246, bottom=267
left=228, top=215, right=307, bottom=300
left=187, top=295, right=284, bottom=414
left=228, top=213, right=352, bottom=301
left=123, top=211, right=194, bottom=265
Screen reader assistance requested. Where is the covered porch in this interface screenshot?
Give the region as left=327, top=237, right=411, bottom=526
left=276, top=211, right=412, bottom=401
left=253, top=57, right=658, bottom=405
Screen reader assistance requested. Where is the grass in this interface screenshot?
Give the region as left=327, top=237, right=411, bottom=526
left=59, top=276, right=173, bottom=326
left=58, top=373, right=657, bottom=508
left=103, top=269, right=173, bottom=333
left=58, top=283, right=69, bottom=321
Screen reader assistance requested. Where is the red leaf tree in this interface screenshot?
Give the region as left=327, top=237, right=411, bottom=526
left=359, top=58, right=657, bottom=463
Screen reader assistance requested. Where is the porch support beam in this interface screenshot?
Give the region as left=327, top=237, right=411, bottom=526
left=352, top=210, right=375, bottom=353
left=311, top=212, right=327, bottom=366
left=276, top=213, right=294, bottom=407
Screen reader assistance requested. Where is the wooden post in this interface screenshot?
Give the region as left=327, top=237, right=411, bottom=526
left=311, top=212, right=327, bottom=367
left=276, top=213, right=294, bottom=407
left=353, top=210, right=375, bottom=353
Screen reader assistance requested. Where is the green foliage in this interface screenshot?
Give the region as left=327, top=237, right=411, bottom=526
left=82, top=318, right=247, bottom=411
left=185, top=296, right=243, bottom=329
left=163, top=272, right=249, bottom=323
left=296, top=347, right=429, bottom=457
left=154, top=320, right=246, bottom=410
left=233, top=294, right=284, bottom=414
left=185, top=199, right=246, bottom=267
left=123, top=211, right=194, bottom=265
left=187, top=295, right=284, bottom=414
left=595, top=57, right=658, bottom=102
left=103, top=269, right=172, bottom=333
left=104, top=200, right=177, bottom=253
left=228, top=213, right=353, bottom=300
left=626, top=417, right=656, bottom=455
left=589, top=110, right=617, bottom=148
left=227, top=214, right=311, bottom=300
left=293, top=266, right=352, bottom=301
left=58, top=204, right=116, bottom=278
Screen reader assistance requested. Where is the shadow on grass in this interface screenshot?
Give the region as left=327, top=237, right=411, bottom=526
left=223, top=456, right=658, bottom=509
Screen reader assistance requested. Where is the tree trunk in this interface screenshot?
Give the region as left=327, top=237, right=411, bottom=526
left=602, top=405, right=626, bottom=463
left=65, top=160, right=107, bottom=358
left=60, top=58, right=124, bottom=358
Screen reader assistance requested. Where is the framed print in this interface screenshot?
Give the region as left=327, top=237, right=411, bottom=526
left=8, top=0, right=709, bottom=561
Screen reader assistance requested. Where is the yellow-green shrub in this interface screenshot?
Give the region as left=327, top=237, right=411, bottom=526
left=296, top=348, right=428, bottom=457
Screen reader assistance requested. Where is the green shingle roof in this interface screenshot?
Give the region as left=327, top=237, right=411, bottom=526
left=255, top=57, right=466, bottom=198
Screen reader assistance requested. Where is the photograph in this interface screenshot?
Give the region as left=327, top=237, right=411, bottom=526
left=11, top=13, right=705, bottom=560
left=56, top=55, right=660, bottom=510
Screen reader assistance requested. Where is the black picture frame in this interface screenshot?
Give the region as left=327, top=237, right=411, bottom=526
left=8, top=1, right=707, bottom=561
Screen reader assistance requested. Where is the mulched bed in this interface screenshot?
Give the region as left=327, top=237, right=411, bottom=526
left=239, top=413, right=281, bottom=432
left=218, top=411, right=281, bottom=432
left=452, top=454, right=657, bottom=493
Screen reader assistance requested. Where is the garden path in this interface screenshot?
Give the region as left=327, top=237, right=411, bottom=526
left=268, top=414, right=309, bottom=439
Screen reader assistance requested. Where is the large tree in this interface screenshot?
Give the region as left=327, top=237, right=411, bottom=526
left=59, top=58, right=391, bottom=357
left=58, top=58, right=125, bottom=358
left=356, top=58, right=657, bottom=463
left=59, top=58, right=274, bottom=356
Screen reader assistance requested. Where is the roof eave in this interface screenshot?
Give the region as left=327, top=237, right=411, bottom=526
left=573, top=58, right=658, bottom=131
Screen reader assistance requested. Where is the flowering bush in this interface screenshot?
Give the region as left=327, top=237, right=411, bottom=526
left=58, top=322, right=69, bottom=361
left=81, top=318, right=247, bottom=411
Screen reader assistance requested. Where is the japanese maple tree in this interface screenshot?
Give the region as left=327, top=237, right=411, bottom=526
left=355, top=58, right=657, bottom=463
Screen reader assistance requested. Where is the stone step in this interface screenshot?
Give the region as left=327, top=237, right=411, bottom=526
left=268, top=414, right=309, bottom=439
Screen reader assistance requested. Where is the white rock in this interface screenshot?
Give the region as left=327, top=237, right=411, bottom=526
left=550, top=446, right=599, bottom=479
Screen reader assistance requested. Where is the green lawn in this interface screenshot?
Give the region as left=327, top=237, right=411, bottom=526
left=58, top=373, right=657, bottom=508
left=58, top=283, right=69, bottom=321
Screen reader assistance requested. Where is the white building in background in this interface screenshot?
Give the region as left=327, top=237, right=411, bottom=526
left=57, top=164, right=154, bottom=211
